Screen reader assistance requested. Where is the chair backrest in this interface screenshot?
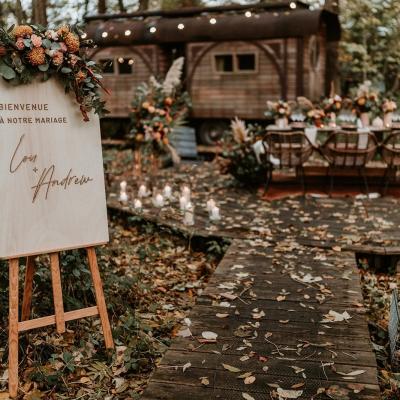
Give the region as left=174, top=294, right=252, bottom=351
left=382, top=131, right=400, bottom=167
left=264, top=131, right=313, bottom=168
left=321, top=131, right=378, bottom=167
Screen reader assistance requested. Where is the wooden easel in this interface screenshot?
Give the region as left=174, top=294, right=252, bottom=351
left=8, top=247, right=114, bottom=398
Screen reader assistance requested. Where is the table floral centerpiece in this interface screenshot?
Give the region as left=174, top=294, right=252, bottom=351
left=265, top=100, right=291, bottom=128
left=130, top=57, right=191, bottom=174
left=354, top=81, right=379, bottom=128
left=322, top=94, right=342, bottom=127
left=381, top=99, right=397, bottom=128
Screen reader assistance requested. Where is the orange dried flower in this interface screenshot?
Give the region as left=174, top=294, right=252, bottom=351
left=57, top=25, right=70, bottom=37
left=27, top=47, right=46, bottom=66
left=76, top=70, right=86, bottom=81
left=13, top=25, right=33, bottom=38
left=65, top=33, right=80, bottom=53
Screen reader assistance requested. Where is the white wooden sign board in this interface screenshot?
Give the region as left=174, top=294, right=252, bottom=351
left=0, top=79, right=109, bottom=259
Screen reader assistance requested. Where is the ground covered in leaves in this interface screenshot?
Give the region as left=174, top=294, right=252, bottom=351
left=0, top=214, right=221, bottom=399
left=358, top=260, right=400, bottom=399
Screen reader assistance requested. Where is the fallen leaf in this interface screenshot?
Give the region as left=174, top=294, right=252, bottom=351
left=335, top=369, right=365, bottom=376
left=244, top=375, right=256, bottom=384
left=182, top=362, right=191, bottom=372
left=242, top=393, right=255, bottom=400
left=222, top=363, right=241, bottom=373
left=277, top=388, right=303, bottom=399
left=200, top=376, right=209, bottom=386
left=176, top=327, right=192, bottom=337
left=202, top=331, right=218, bottom=341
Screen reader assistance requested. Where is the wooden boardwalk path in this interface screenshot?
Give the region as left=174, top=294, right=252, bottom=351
left=141, top=241, right=380, bottom=399
left=107, top=163, right=399, bottom=399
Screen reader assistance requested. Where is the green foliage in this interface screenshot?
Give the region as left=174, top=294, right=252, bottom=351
left=340, top=0, right=400, bottom=94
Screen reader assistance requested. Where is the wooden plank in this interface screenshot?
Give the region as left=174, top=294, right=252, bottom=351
left=159, top=350, right=378, bottom=384
left=21, top=256, right=35, bottom=321
left=18, top=306, right=99, bottom=333
left=87, top=247, right=114, bottom=349
left=8, top=258, right=19, bottom=398
left=50, top=253, right=66, bottom=334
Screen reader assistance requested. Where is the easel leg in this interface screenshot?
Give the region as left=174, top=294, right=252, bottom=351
left=9, top=258, right=19, bottom=398
left=50, top=253, right=66, bottom=334
left=22, top=257, right=35, bottom=321
left=87, top=247, right=114, bottom=349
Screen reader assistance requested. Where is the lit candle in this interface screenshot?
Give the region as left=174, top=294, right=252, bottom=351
left=180, top=195, right=188, bottom=211
left=210, top=206, right=221, bottom=221
left=138, top=184, right=148, bottom=198
left=181, top=186, right=191, bottom=201
left=206, top=198, right=216, bottom=212
left=134, top=199, right=142, bottom=210
left=120, top=181, right=127, bottom=192
left=153, top=193, right=164, bottom=208
left=163, top=184, right=173, bottom=199
left=183, top=209, right=195, bottom=226
left=119, top=191, right=128, bottom=204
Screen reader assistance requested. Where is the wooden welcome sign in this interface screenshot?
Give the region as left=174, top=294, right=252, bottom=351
left=0, top=79, right=114, bottom=398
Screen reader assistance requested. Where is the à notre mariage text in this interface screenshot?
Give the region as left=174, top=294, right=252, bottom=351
left=0, top=103, right=67, bottom=124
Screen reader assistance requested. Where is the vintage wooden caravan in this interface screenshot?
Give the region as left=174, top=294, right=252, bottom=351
left=85, top=1, right=340, bottom=142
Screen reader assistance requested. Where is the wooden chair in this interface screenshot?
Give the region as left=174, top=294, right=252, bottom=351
left=382, top=131, right=400, bottom=194
left=263, top=131, right=314, bottom=193
left=320, top=130, right=378, bottom=196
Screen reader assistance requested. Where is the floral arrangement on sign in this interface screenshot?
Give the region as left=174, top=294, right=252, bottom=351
left=130, top=57, right=191, bottom=169
left=0, top=24, right=107, bottom=121
left=221, top=117, right=271, bottom=187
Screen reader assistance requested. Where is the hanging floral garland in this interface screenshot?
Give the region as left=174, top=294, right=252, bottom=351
left=0, top=24, right=108, bottom=121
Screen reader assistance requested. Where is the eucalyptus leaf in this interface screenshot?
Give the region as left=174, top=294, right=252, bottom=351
left=0, top=63, right=16, bottom=80
left=61, top=67, right=72, bottom=73
left=23, top=39, right=32, bottom=48
left=50, top=42, right=61, bottom=50
left=42, top=39, right=51, bottom=49
left=38, top=63, right=49, bottom=72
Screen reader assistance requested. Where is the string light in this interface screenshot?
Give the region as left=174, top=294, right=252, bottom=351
left=118, top=57, right=124, bottom=63
left=128, top=59, right=134, bottom=65
left=101, top=31, right=108, bottom=38
left=209, top=18, right=217, bottom=25
left=149, top=26, right=157, bottom=33
left=124, top=29, right=131, bottom=36
left=177, top=23, right=185, bottom=30
left=245, top=11, right=252, bottom=18
left=81, top=33, right=87, bottom=39
left=289, top=1, right=297, bottom=9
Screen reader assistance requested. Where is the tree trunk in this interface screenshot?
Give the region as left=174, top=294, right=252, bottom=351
left=31, top=0, right=47, bottom=26
left=15, top=0, right=25, bottom=23
left=98, top=0, right=107, bottom=14
left=118, top=0, right=127, bottom=12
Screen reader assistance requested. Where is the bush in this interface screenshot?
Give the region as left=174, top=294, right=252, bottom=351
left=222, top=118, right=271, bottom=187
